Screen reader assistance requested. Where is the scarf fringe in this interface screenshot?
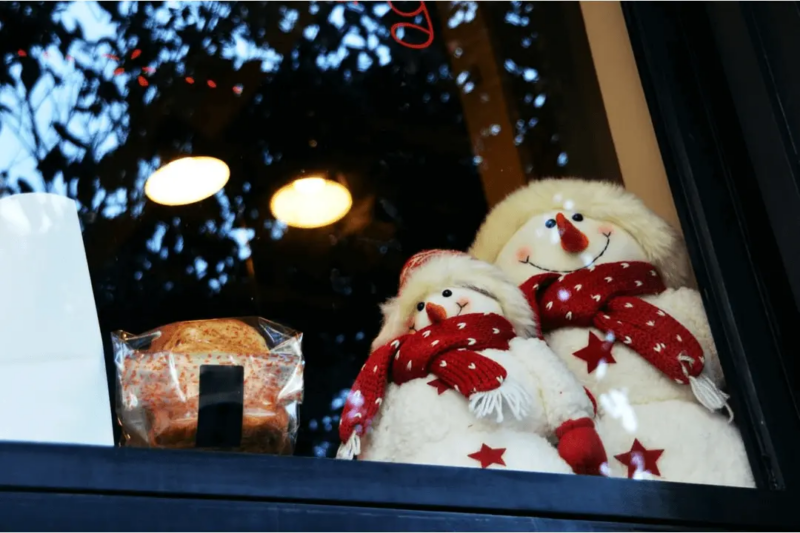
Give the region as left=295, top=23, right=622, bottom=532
left=337, top=433, right=361, bottom=460
left=680, top=355, right=733, bottom=422
left=689, top=374, right=733, bottom=422
left=469, top=378, right=532, bottom=423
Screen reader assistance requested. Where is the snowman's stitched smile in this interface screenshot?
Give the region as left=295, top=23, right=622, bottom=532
left=519, top=232, right=611, bottom=274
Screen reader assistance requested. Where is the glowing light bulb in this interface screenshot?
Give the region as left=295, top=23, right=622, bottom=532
left=270, top=177, right=352, bottom=229
left=145, top=157, right=230, bottom=206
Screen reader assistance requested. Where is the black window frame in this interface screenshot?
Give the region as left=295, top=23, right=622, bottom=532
left=1, top=2, right=799, bottom=530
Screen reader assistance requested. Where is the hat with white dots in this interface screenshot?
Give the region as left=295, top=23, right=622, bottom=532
left=398, top=249, right=469, bottom=291
left=372, top=249, right=537, bottom=350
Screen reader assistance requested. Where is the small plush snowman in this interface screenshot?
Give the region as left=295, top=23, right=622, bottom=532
left=337, top=249, right=607, bottom=475
left=470, top=178, right=754, bottom=487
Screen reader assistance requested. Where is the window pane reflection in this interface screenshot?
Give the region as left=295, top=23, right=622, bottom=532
left=0, top=1, right=754, bottom=489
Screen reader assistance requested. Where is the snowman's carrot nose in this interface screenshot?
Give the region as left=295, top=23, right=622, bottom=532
left=426, top=302, right=448, bottom=324
left=556, top=213, right=589, bottom=253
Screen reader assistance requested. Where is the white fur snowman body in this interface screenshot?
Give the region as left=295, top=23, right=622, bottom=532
left=361, top=336, right=578, bottom=474
left=338, top=251, right=600, bottom=474
left=544, top=288, right=753, bottom=486
left=470, top=179, right=755, bottom=487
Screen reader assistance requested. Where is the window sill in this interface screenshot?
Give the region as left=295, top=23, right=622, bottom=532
left=0, top=441, right=794, bottom=529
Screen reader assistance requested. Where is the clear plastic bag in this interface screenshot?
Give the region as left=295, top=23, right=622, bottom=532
left=112, top=317, right=303, bottom=454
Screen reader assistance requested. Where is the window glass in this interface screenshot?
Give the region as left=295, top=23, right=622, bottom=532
left=0, top=1, right=755, bottom=489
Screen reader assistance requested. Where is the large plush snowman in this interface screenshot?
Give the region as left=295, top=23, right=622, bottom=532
left=470, top=178, right=754, bottom=488
left=337, top=250, right=607, bottom=475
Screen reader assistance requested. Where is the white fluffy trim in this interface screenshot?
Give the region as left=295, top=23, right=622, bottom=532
left=336, top=433, right=361, bottom=460
left=372, top=253, right=537, bottom=350
left=469, top=178, right=691, bottom=288
left=468, top=378, right=532, bottom=423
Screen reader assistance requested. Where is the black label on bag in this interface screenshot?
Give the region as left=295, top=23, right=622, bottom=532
left=196, top=365, right=244, bottom=448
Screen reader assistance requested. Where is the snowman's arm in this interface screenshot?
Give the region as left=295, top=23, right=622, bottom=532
left=509, top=337, right=594, bottom=434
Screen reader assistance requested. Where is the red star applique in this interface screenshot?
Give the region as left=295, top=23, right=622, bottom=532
left=427, top=378, right=450, bottom=395
left=467, top=444, right=506, bottom=469
left=573, top=332, right=616, bottom=374
left=614, top=439, right=664, bottom=479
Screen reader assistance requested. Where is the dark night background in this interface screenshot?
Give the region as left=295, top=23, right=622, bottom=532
left=0, top=1, right=617, bottom=457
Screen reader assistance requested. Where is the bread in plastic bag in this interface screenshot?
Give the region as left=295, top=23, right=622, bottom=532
left=112, top=317, right=303, bottom=454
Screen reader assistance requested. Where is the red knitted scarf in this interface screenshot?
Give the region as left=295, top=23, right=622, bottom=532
left=339, top=313, right=515, bottom=445
left=521, top=261, right=705, bottom=384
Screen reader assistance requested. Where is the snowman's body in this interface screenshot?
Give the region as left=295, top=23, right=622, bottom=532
left=343, top=272, right=597, bottom=474
left=469, top=179, right=755, bottom=487
left=361, top=338, right=577, bottom=474
left=545, top=288, right=754, bottom=486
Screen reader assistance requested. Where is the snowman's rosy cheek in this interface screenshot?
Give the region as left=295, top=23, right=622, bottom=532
left=598, top=224, right=614, bottom=235
left=515, top=246, right=532, bottom=262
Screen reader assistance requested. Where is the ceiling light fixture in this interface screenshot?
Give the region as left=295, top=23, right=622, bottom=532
left=270, top=177, right=352, bottom=229
left=145, top=156, right=230, bottom=206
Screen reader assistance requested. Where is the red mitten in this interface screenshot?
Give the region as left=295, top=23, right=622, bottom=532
left=556, top=417, right=607, bottom=476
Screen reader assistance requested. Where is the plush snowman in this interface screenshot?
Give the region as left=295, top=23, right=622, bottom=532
left=469, top=178, right=754, bottom=487
left=337, top=249, right=608, bottom=475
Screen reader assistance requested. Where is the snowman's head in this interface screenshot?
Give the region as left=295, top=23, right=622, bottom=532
left=493, top=210, right=648, bottom=283
left=371, top=250, right=536, bottom=350
left=470, top=178, right=691, bottom=288
left=409, top=286, right=504, bottom=332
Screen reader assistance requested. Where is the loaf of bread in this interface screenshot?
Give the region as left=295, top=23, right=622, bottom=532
left=148, top=318, right=271, bottom=354
left=116, top=318, right=303, bottom=454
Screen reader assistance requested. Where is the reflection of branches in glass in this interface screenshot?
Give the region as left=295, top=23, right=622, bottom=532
left=0, top=1, right=445, bottom=262
left=496, top=1, right=569, bottom=176
left=0, top=0, right=485, bottom=457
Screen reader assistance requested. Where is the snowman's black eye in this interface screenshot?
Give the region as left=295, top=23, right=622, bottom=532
left=442, top=289, right=453, bottom=297
left=545, top=218, right=556, bottom=228
left=572, top=213, right=584, bottom=222
left=416, top=302, right=425, bottom=312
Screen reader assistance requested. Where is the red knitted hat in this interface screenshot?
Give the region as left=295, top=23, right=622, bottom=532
left=398, top=249, right=469, bottom=292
